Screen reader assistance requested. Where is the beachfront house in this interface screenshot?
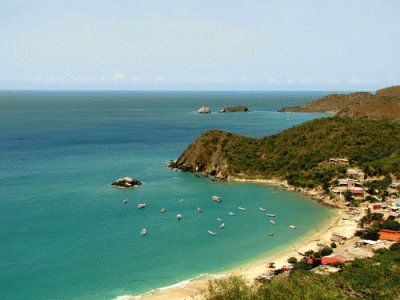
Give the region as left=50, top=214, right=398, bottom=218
left=379, top=229, right=400, bottom=242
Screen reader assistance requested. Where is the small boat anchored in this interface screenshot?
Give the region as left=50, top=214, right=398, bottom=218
left=289, top=225, right=296, bottom=229
left=270, top=220, right=276, bottom=225
left=212, top=195, right=221, bottom=202
left=137, top=203, right=146, bottom=209
left=266, top=213, right=276, bottom=217
left=259, top=207, right=266, bottom=212
left=197, top=207, right=203, bottom=212
left=266, top=232, right=274, bottom=236
left=217, top=218, right=223, bottom=222
left=238, top=207, right=247, bottom=211
left=208, top=230, right=217, bottom=236
left=160, top=208, right=165, bottom=213
left=229, top=212, right=235, bottom=216
left=140, top=228, right=147, bottom=236
left=219, top=223, right=225, bottom=229
left=176, top=214, right=182, bottom=220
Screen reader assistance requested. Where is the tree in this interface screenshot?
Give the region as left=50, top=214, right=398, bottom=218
left=320, top=247, right=333, bottom=256
left=287, top=257, right=298, bottom=264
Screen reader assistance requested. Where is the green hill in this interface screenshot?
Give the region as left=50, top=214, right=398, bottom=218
left=170, top=117, right=400, bottom=188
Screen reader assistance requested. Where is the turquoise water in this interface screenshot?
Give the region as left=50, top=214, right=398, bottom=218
left=0, top=91, right=334, bottom=299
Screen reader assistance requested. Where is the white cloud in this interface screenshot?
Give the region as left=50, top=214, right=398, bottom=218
left=155, top=75, right=166, bottom=82
left=112, top=72, right=125, bottom=81
left=131, top=76, right=141, bottom=82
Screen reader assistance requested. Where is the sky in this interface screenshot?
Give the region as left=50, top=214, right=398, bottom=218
left=1, top=0, right=399, bottom=91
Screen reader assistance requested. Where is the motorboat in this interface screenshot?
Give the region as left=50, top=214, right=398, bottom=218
left=140, top=228, right=147, bottom=236
left=270, top=220, right=276, bottom=225
left=208, top=230, right=217, bottom=236
left=160, top=208, right=165, bottom=213
left=219, top=223, right=225, bottom=229
left=212, top=195, right=221, bottom=202
left=266, top=213, right=276, bottom=217
left=217, top=218, right=223, bottom=222
left=137, top=203, right=146, bottom=209
left=238, top=207, right=247, bottom=211
left=289, top=225, right=296, bottom=229
left=259, top=207, right=266, bottom=212
left=176, top=214, right=182, bottom=220
left=266, top=232, right=274, bottom=236
left=229, top=212, right=235, bottom=216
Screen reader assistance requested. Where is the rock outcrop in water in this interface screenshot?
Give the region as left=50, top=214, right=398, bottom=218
left=111, top=177, right=142, bottom=188
left=198, top=106, right=211, bottom=114
left=220, top=105, right=249, bottom=113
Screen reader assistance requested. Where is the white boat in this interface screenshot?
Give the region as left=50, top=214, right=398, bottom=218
left=176, top=214, right=182, bottom=220
left=212, top=195, right=221, bottom=202
left=266, top=213, right=276, bottom=217
left=217, top=218, right=223, bottom=222
left=197, top=207, right=203, bottom=212
left=208, top=230, right=217, bottom=236
left=219, top=223, right=225, bottom=229
left=160, top=208, right=165, bottom=213
left=270, top=220, right=276, bottom=225
left=140, top=228, right=147, bottom=236
left=229, top=212, right=235, bottom=216
left=137, top=203, right=146, bottom=209
left=123, top=199, right=128, bottom=204
left=266, top=232, right=274, bottom=236
left=238, top=207, right=247, bottom=211
left=259, top=207, right=266, bottom=212
left=289, top=225, right=296, bottom=229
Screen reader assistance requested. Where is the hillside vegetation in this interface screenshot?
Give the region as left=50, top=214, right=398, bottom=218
left=170, top=117, right=400, bottom=188
left=280, top=85, right=400, bottom=120
left=202, top=243, right=400, bottom=300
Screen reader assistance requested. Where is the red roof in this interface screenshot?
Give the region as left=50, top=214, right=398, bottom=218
left=321, top=255, right=346, bottom=265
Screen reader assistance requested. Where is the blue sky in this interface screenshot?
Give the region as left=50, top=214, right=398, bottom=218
left=1, top=0, right=399, bottom=90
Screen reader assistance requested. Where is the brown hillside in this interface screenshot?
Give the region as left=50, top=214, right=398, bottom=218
left=376, top=85, right=400, bottom=97
left=280, top=85, right=400, bottom=120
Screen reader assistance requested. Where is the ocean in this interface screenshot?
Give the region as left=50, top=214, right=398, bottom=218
left=0, top=91, right=335, bottom=299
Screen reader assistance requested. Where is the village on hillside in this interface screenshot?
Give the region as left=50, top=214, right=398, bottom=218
left=256, top=158, right=400, bottom=282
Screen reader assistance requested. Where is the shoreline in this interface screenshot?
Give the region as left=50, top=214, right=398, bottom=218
left=115, top=178, right=356, bottom=300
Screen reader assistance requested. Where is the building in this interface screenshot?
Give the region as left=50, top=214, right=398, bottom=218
left=321, top=254, right=347, bottom=265
left=379, top=229, right=400, bottom=242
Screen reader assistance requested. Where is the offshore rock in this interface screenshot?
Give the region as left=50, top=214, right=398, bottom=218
left=111, top=177, right=142, bottom=188
left=220, top=105, right=249, bottom=113
left=198, top=106, right=211, bottom=114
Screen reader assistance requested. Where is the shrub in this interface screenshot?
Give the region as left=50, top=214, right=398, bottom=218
left=330, top=242, right=337, bottom=248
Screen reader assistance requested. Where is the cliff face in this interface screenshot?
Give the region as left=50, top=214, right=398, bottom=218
left=280, top=85, right=400, bottom=120
left=169, top=130, right=235, bottom=180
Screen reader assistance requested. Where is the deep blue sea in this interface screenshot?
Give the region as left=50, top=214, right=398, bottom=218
left=0, top=91, right=335, bottom=299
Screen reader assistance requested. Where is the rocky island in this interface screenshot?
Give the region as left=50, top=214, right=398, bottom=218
left=197, top=106, right=211, bottom=114
left=111, top=177, right=142, bottom=188
left=220, top=105, right=249, bottom=113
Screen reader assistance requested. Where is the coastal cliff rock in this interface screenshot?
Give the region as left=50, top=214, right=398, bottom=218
left=111, top=177, right=142, bottom=188
left=198, top=106, right=211, bottom=114
left=168, top=130, right=238, bottom=180
left=280, top=85, right=400, bottom=120
left=220, top=105, right=249, bottom=113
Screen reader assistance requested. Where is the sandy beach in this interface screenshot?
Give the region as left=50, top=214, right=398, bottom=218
left=115, top=189, right=359, bottom=300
